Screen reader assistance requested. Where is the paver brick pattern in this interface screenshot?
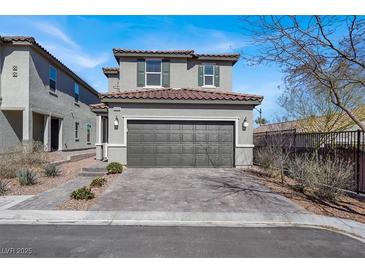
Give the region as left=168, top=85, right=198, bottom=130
left=91, top=168, right=305, bottom=213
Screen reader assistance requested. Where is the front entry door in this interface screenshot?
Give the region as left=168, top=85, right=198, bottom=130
left=51, top=118, right=59, bottom=151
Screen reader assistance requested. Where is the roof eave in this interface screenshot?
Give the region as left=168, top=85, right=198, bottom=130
left=113, top=52, right=193, bottom=59
left=196, top=56, right=240, bottom=64
left=90, top=108, right=108, bottom=113
left=101, top=98, right=262, bottom=105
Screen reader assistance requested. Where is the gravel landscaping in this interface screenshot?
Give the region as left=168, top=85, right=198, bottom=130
left=247, top=166, right=365, bottom=224
left=58, top=174, right=118, bottom=211
left=2, top=157, right=96, bottom=196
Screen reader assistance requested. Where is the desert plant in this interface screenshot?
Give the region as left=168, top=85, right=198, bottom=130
left=90, top=177, right=107, bottom=188
left=254, top=145, right=292, bottom=181
left=16, top=168, right=38, bottom=186
left=43, top=164, right=61, bottom=177
left=286, top=154, right=354, bottom=201
left=0, top=179, right=8, bottom=195
left=311, top=158, right=354, bottom=201
left=106, top=162, right=123, bottom=174
left=0, top=141, right=48, bottom=179
left=70, top=186, right=95, bottom=200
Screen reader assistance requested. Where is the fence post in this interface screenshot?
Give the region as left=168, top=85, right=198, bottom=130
left=356, top=129, right=361, bottom=194
left=293, top=129, right=297, bottom=160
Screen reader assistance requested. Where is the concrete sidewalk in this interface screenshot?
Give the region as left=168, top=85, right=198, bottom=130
left=0, top=210, right=365, bottom=242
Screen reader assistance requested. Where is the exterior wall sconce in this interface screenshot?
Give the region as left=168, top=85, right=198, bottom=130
left=242, top=117, right=249, bottom=130
left=114, top=116, right=119, bottom=130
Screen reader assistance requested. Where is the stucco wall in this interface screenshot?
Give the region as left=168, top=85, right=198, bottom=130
left=106, top=102, right=254, bottom=166
left=0, top=110, right=22, bottom=152
left=0, top=45, right=29, bottom=109
left=28, top=48, right=99, bottom=151
left=118, top=57, right=233, bottom=92
left=107, top=75, right=119, bottom=92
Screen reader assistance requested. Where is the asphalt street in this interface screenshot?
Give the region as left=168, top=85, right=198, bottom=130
left=0, top=225, right=364, bottom=257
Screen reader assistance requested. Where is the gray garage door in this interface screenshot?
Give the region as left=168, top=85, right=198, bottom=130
left=127, top=120, right=234, bottom=167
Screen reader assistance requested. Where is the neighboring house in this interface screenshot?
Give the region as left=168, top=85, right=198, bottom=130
left=0, top=36, right=100, bottom=153
left=91, top=49, right=263, bottom=167
left=254, top=105, right=365, bottom=134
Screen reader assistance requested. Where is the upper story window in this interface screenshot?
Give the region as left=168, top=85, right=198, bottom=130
left=49, top=66, right=57, bottom=92
left=74, top=83, right=80, bottom=102
left=203, top=64, right=215, bottom=87
left=145, top=60, right=162, bottom=87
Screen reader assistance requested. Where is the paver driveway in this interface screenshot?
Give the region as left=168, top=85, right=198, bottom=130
left=91, top=168, right=305, bottom=213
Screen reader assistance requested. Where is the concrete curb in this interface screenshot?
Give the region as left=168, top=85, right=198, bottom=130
left=0, top=210, right=365, bottom=242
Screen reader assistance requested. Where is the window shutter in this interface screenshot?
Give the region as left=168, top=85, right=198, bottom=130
left=137, top=59, right=145, bottom=87
left=162, top=60, right=170, bottom=87
left=214, top=65, right=220, bottom=87
left=198, top=65, right=203, bottom=87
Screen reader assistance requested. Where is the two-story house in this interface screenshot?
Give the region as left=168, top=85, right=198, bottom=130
left=91, top=49, right=263, bottom=167
left=0, top=36, right=100, bottom=153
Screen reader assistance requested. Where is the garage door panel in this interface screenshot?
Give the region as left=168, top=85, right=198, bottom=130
left=182, top=133, right=194, bottom=142
left=221, top=133, right=233, bottom=142
left=195, top=133, right=207, bottom=142
left=127, top=120, right=234, bottom=167
left=142, top=133, right=154, bottom=142
left=182, top=124, right=194, bottom=130
left=182, top=145, right=194, bottom=154
left=208, top=133, right=219, bottom=142
left=142, top=145, right=154, bottom=154
left=155, top=157, right=169, bottom=166
left=156, top=145, right=170, bottom=154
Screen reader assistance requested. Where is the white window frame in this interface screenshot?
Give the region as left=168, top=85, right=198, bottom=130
left=74, top=82, right=80, bottom=103
left=75, top=122, right=79, bottom=141
left=49, top=65, right=57, bottom=92
left=145, top=59, right=162, bottom=88
left=203, top=63, right=215, bottom=88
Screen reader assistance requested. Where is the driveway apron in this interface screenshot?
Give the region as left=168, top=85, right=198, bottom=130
left=91, top=168, right=305, bottom=213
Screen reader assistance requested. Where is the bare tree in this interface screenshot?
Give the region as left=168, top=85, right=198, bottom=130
left=242, top=16, right=365, bottom=131
left=278, top=85, right=365, bottom=132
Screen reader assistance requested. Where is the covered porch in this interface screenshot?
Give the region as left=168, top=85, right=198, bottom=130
left=92, top=103, right=108, bottom=161
left=0, top=106, right=63, bottom=153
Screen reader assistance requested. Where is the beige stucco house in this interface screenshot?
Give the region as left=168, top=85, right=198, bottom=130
left=91, top=49, right=263, bottom=167
left=0, top=36, right=100, bottom=153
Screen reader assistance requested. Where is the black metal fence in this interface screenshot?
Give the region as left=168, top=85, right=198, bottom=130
left=253, top=129, right=365, bottom=194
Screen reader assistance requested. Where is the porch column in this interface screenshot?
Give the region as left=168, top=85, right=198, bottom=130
left=22, top=108, right=33, bottom=143
left=58, top=119, right=63, bottom=151
left=95, top=115, right=103, bottom=160
left=43, top=115, right=51, bottom=151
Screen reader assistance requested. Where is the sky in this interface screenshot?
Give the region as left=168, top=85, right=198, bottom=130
left=0, top=15, right=285, bottom=122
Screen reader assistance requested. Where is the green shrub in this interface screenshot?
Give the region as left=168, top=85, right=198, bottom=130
left=90, top=177, right=107, bottom=188
left=16, top=168, right=38, bottom=186
left=106, top=162, right=123, bottom=174
left=43, top=164, right=61, bottom=177
left=0, top=180, right=8, bottom=195
left=70, top=187, right=95, bottom=200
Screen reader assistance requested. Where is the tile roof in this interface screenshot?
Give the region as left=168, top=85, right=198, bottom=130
left=89, top=103, right=107, bottom=111
left=113, top=49, right=194, bottom=55
left=195, top=53, right=240, bottom=58
left=0, top=36, right=99, bottom=96
left=112, top=49, right=240, bottom=62
left=100, top=88, right=263, bottom=102
left=102, top=67, right=119, bottom=75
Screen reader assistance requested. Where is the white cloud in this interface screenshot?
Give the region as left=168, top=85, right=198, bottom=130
left=33, top=22, right=78, bottom=48
left=43, top=42, right=109, bottom=70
